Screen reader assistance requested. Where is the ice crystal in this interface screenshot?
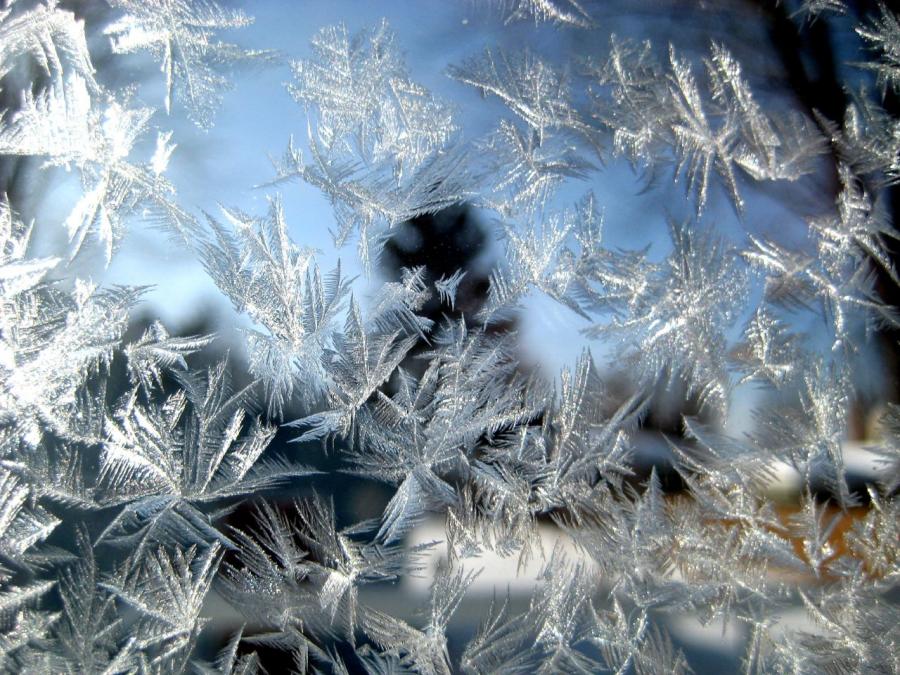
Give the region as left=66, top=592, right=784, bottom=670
left=487, top=0, right=595, bottom=28
left=485, top=192, right=602, bottom=318
left=363, top=567, right=479, bottom=675
left=0, top=467, right=58, bottom=668
left=592, top=600, right=690, bottom=674
left=857, top=2, right=900, bottom=97
left=193, top=628, right=262, bottom=675
left=448, top=48, right=594, bottom=144
left=796, top=0, right=847, bottom=19
left=201, top=198, right=350, bottom=415
left=27, top=527, right=136, bottom=673
left=587, top=38, right=824, bottom=214
left=0, top=76, right=196, bottom=260
left=433, top=269, right=466, bottom=311
left=478, top=119, right=595, bottom=216
left=744, top=193, right=900, bottom=350
left=0, top=202, right=140, bottom=444
left=97, top=361, right=309, bottom=554
left=123, top=320, right=213, bottom=394
left=753, top=361, right=854, bottom=504
left=0, top=1, right=898, bottom=672
left=101, top=543, right=222, bottom=669
left=588, top=221, right=746, bottom=415
left=291, top=295, right=420, bottom=448
left=277, top=21, right=466, bottom=271
left=449, top=49, right=600, bottom=215
left=732, top=306, right=799, bottom=386
left=0, top=1, right=96, bottom=83
left=104, top=0, right=275, bottom=128
left=222, top=496, right=433, bottom=641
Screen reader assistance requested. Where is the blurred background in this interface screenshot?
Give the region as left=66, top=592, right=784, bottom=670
left=2, top=0, right=897, bottom=670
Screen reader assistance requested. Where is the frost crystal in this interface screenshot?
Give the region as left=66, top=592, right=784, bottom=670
left=97, top=361, right=309, bottom=554
left=434, top=269, right=466, bottom=311
left=0, top=76, right=196, bottom=260
left=104, top=0, right=275, bottom=128
left=488, top=0, right=595, bottom=28
left=0, top=1, right=96, bottom=83
left=589, top=221, right=746, bottom=414
left=857, top=3, right=900, bottom=97
left=202, top=198, right=350, bottom=415
left=0, top=1, right=898, bottom=672
left=277, top=21, right=466, bottom=271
